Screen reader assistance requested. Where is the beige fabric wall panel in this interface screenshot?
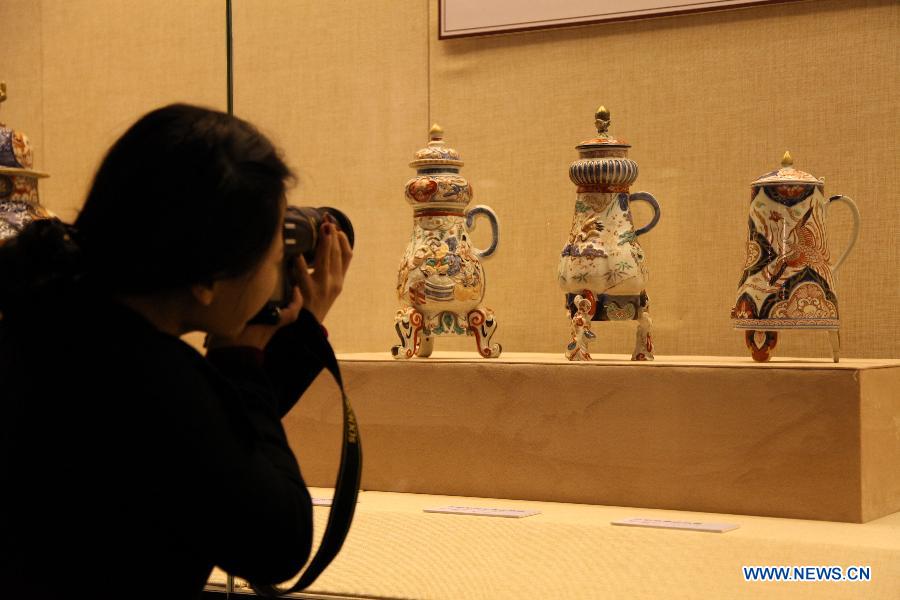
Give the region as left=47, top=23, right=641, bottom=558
left=39, top=0, right=226, bottom=222
left=430, top=0, right=899, bottom=359
left=3, top=1, right=896, bottom=359
left=0, top=1, right=44, bottom=173
left=232, top=1, right=429, bottom=354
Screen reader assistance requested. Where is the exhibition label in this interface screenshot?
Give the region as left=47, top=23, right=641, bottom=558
left=611, top=517, right=739, bottom=533
left=424, top=506, right=541, bottom=518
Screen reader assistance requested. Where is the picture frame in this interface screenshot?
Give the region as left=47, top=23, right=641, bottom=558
left=438, top=0, right=809, bottom=39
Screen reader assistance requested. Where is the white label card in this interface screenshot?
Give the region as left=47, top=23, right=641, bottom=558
left=424, top=505, right=541, bottom=518
left=612, top=517, right=739, bottom=533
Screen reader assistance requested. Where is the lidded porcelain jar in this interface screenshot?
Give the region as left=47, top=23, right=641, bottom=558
left=392, top=124, right=501, bottom=359
left=558, top=106, right=660, bottom=361
left=732, top=151, right=860, bottom=362
left=0, top=82, right=52, bottom=241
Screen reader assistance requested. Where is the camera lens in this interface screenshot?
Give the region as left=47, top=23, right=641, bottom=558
left=249, top=205, right=354, bottom=325
left=284, top=206, right=354, bottom=265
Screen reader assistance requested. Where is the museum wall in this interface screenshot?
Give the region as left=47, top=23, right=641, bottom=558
left=1, top=0, right=897, bottom=359
left=0, top=0, right=226, bottom=219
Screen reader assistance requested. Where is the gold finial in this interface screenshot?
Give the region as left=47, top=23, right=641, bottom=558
left=594, top=105, right=610, bottom=134
left=429, top=123, right=444, bottom=140
left=0, top=82, right=7, bottom=105
left=781, top=151, right=793, bottom=167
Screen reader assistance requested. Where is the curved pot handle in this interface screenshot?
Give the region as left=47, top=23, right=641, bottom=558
left=465, top=204, right=500, bottom=259
left=629, top=192, right=661, bottom=237
left=826, top=194, right=860, bottom=275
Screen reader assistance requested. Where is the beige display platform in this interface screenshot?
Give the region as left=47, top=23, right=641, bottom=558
left=285, top=353, right=900, bottom=523
left=207, top=488, right=900, bottom=599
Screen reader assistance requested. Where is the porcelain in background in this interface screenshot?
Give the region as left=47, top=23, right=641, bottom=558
left=392, top=124, right=501, bottom=359
left=731, top=151, right=860, bottom=362
left=0, top=82, right=51, bottom=242
left=558, top=106, right=661, bottom=361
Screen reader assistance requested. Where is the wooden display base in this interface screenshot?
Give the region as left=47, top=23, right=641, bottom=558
left=285, top=353, right=900, bottom=523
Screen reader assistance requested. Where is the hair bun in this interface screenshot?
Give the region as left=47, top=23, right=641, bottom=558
left=0, top=218, right=84, bottom=317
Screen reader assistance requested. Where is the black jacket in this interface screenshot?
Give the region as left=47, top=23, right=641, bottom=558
left=0, top=292, right=327, bottom=598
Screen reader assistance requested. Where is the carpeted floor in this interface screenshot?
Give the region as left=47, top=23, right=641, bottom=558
left=207, top=488, right=900, bottom=599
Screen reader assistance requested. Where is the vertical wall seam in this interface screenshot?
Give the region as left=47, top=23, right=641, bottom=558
left=427, top=0, right=432, bottom=129
left=39, top=0, right=45, bottom=189
left=226, top=0, right=234, bottom=115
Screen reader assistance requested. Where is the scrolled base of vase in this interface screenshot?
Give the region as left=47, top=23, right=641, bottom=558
left=466, top=308, right=502, bottom=358
left=392, top=307, right=425, bottom=359
left=740, top=328, right=841, bottom=363
left=745, top=330, right=778, bottom=362
left=391, top=306, right=501, bottom=359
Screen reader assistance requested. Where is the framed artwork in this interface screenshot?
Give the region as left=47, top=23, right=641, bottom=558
left=439, top=0, right=808, bottom=39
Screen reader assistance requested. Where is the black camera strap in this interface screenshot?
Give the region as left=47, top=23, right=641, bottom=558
left=251, top=342, right=362, bottom=597
left=222, top=5, right=361, bottom=589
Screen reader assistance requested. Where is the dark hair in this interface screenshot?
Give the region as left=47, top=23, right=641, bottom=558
left=0, top=104, right=292, bottom=315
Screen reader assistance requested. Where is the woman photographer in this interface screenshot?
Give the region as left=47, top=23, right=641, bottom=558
left=0, top=104, right=352, bottom=597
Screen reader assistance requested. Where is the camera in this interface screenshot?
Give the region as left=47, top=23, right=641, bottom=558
left=250, top=206, right=354, bottom=325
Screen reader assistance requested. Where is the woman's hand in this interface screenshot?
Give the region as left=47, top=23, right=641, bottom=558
left=206, top=286, right=305, bottom=351
left=297, top=219, right=353, bottom=323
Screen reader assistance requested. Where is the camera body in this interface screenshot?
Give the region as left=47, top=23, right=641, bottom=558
left=249, top=206, right=354, bottom=325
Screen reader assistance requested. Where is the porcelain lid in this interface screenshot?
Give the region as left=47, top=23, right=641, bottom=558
left=575, top=106, right=630, bottom=150
left=409, top=124, right=463, bottom=169
left=0, top=82, right=48, bottom=178
left=752, top=151, right=821, bottom=187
